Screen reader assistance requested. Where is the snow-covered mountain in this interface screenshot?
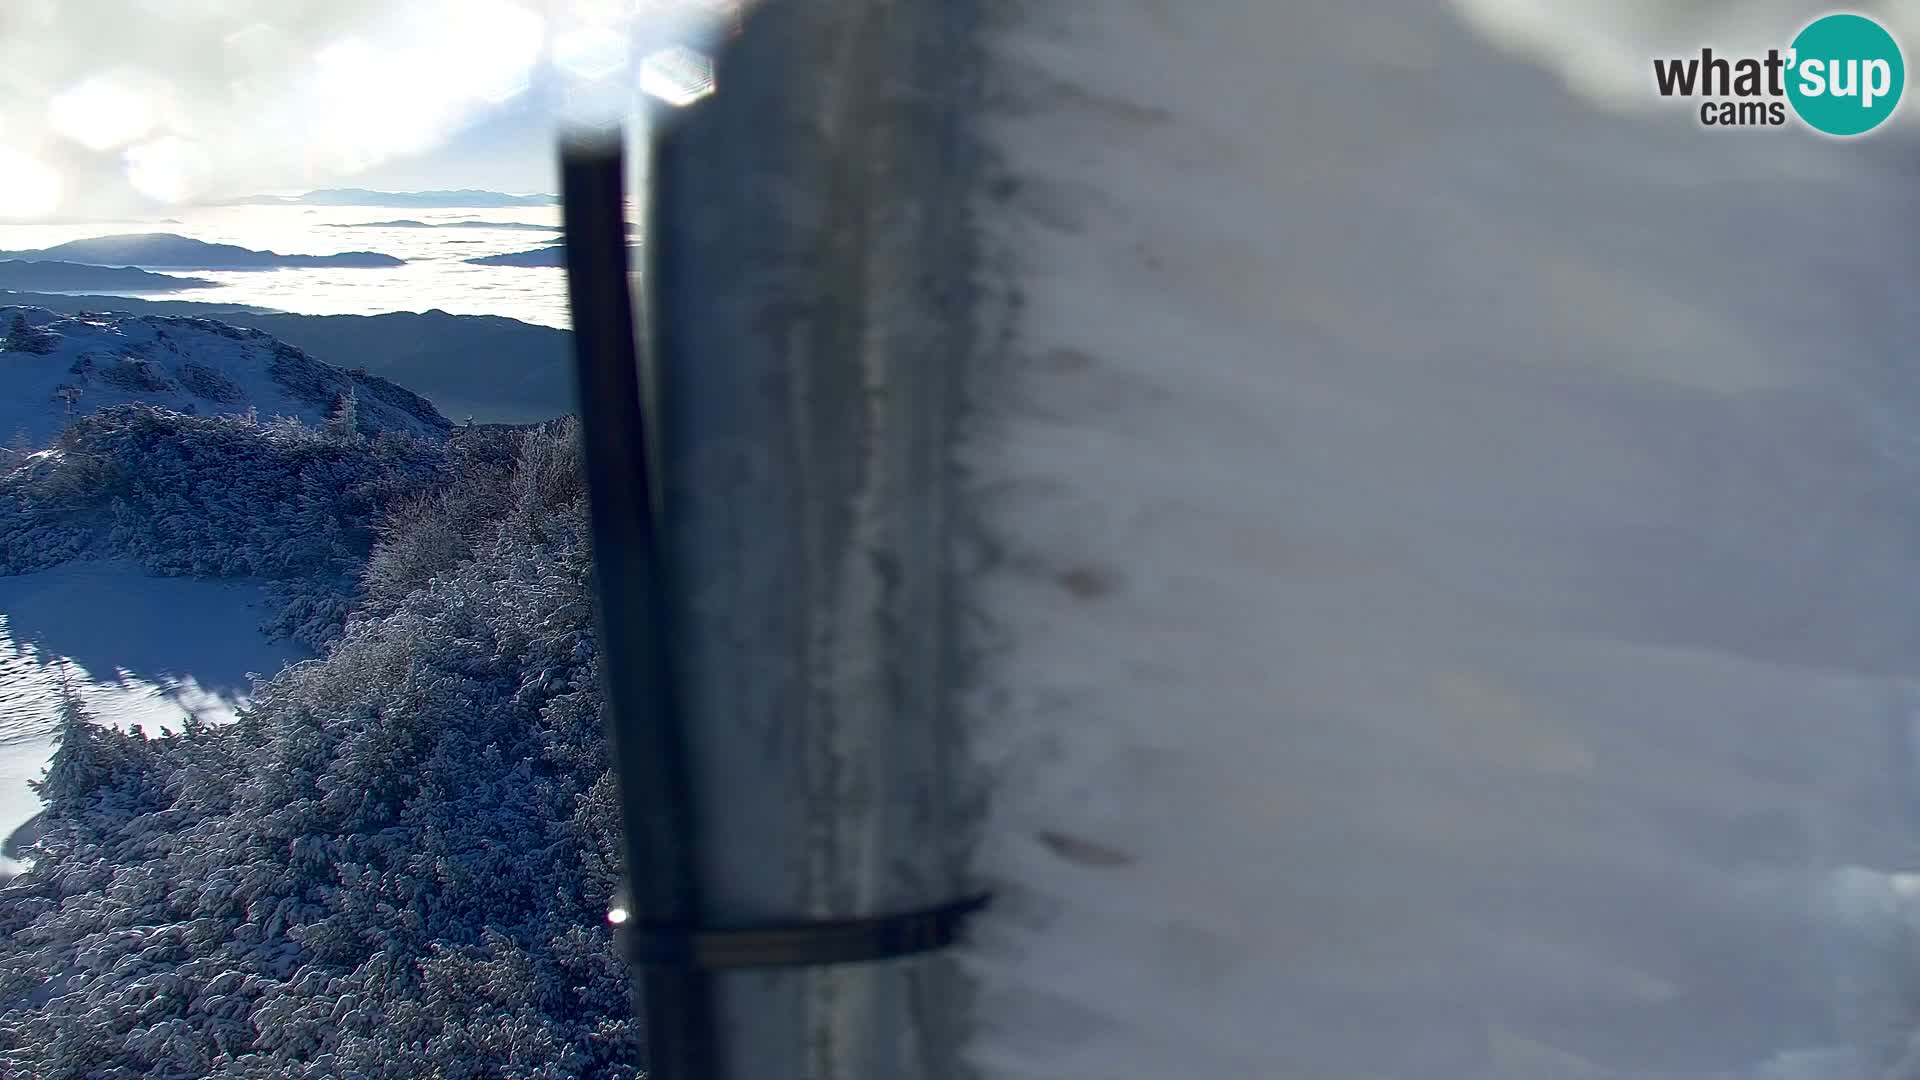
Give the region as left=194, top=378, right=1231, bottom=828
left=0, top=307, right=450, bottom=447
left=0, top=293, right=574, bottom=425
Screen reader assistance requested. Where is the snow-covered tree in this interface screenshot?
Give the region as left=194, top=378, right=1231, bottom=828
left=326, top=390, right=362, bottom=443
left=4, top=312, right=59, bottom=355
left=33, top=670, right=159, bottom=813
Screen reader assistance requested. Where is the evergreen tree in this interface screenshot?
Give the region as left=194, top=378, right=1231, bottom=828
left=326, top=390, right=362, bottom=442
left=4, top=313, right=58, bottom=355
left=32, top=669, right=106, bottom=808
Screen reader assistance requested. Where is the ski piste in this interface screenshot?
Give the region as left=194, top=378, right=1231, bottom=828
left=579, top=2, right=1920, bottom=1079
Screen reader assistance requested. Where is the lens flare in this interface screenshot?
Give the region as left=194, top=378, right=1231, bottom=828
left=640, top=45, right=715, bottom=107
left=48, top=77, right=157, bottom=152
left=446, top=2, right=545, bottom=103
left=553, top=23, right=638, bottom=129
left=125, top=136, right=211, bottom=204
left=293, top=3, right=550, bottom=178
left=553, top=25, right=632, bottom=83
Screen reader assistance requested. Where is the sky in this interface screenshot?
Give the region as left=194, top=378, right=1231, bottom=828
left=346, top=94, right=558, bottom=196
left=0, top=1, right=726, bottom=219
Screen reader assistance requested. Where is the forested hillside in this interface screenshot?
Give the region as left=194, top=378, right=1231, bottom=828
left=0, top=417, right=637, bottom=1078
left=0, top=405, right=469, bottom=650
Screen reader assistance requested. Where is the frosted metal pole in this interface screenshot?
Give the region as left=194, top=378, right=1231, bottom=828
left=644, top=3, right=982, bottom=1078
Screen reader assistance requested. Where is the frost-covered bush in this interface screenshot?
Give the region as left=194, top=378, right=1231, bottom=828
left=0, top=404, right=453, bottom=649
left=177, top=362, right=245, bottom=405
left=358, top=424, right=533, bottom=620
left=96, top=357, right=177, bottom=394
left=0, top=421, right=637, bottom=1079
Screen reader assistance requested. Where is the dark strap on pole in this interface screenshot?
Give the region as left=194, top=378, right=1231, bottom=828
left=626, top=893, right=992, bottom=971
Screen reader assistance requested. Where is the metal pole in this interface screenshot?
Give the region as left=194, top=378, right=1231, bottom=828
left=645, top=2, right=982, bottom=1077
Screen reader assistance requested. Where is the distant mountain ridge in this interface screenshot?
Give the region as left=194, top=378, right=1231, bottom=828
left=324, top=219, right=558, bottom=231
left=0, top=291, right=274, bottom=317
left=0, top=261, right=214, bottom=292
left=0, top=234, right=403, bottom=271
left=231, top=188, right=558, bottom=208
left=463, top=244, right=567, bottom=267
left=0, top=307, right=449, bottom=446
left=229, top=309, right=573, bottom=425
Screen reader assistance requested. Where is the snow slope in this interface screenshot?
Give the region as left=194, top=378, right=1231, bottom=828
left=961, top=3, right=1920, bottom=1079
left=0, top=307, right=451, bottom=446
left=0, top=561, right=307, bottom=879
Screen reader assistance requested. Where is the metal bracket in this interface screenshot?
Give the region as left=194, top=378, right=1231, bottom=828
left=625, top=893, right=992, bottom=971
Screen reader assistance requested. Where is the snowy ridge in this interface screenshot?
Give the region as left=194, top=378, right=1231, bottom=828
left=961, top=3, right=1920, bottom=1079
left=0, top=307, right=450, bottom=447
left=0, top=295, right=574, bottom=425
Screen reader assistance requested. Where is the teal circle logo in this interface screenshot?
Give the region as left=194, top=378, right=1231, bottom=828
left=1787, top=13, right=1905, bottom=135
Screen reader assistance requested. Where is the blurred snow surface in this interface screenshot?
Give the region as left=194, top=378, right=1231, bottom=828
left=959, top=2, right=1920, bottom=1077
